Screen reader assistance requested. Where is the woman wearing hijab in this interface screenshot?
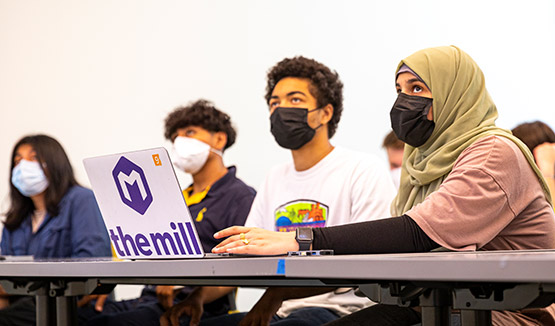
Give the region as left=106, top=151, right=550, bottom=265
left=212, top=46, right=555, bottom=325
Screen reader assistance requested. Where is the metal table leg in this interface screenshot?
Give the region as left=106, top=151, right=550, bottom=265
left=55, top=296, right=77, bottom=326
left=36, top=295, right=56, bottom=326
left=419, top=289, right=451, bottom=326
left=421, top=306, right=450, bottom=326
left=460, top=309, right=492, bottom=326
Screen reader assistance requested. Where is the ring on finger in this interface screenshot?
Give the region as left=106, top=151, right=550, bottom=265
left=239, top=233, right=249, bottom=245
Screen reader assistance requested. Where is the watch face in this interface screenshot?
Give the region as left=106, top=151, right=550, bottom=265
left=297, top=228, right=312, bottom=241
left=298, top=233, right=310, bottom=240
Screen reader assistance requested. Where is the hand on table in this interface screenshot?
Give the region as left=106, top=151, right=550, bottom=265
left=212, top=226, right=298, bottom=255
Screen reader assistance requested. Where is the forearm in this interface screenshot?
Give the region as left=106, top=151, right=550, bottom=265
left=192, top=286, right=236, bottom=304
left=0, top=284, right=10, bottom=298
left=263, top=287, right=337, bottom=302
left=0, top=285, right=10, bottom=309
left=313, top=215, right=439, bottom=254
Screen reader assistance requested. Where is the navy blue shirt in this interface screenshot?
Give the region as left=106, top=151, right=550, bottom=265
left=186, top=166, right=256, bottom=253
left=1, top=186, right=112, bottom=258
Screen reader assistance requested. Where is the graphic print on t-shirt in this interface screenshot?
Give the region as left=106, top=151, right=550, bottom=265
left=274, top=200, right=329, bottom=232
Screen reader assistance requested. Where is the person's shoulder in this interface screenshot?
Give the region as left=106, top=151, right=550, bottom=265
left=464, top=134, right=519, bottom=150
left=66, top=185, right=94, bottom=196
left=332, top=146, right=387, bottom=169
left=1, top=224, right=11, bottom=236
left=263, top=160, right=295, bottom=179
left=63, top=185, right=95, bottom=202
left=333, top=146, right=381, bottom=160
left=226, top=174, right=256, bottom=197
left=457, top=135, right=525, bottom=170
left=494, top=136, right=524, bottom=156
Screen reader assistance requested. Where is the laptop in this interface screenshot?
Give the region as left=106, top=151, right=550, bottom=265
left=84, top=147, right=209, bottom=260
left=84, top=147, right=332, bottom=260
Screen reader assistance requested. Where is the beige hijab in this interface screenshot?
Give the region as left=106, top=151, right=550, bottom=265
left=392, top=45, right=552, bottom=215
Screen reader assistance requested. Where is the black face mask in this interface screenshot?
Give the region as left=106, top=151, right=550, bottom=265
left=270, top=107, right=322, bottom=150
left=390, top=93, right=435, bottom=147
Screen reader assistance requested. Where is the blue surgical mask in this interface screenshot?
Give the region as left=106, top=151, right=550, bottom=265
left=11, top=159, right=49, bottom=197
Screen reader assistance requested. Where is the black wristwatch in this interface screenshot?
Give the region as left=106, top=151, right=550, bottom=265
left=295, top=227, right=313, bottom=251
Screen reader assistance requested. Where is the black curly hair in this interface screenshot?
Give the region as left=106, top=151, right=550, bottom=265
left=164, top=99, right=236, bottom=151
left=265, top=56, right=344, bottom=138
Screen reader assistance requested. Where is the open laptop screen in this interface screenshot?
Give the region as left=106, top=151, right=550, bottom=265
left=84, top=148, right=204, bottom=259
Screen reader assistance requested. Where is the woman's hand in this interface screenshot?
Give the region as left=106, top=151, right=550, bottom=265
left=212, top=226, right=298, bottom=255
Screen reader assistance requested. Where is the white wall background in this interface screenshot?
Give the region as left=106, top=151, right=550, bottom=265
left=1, top=0, right=554, bottom=304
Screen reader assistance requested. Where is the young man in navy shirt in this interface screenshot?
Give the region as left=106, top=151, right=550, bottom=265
left=83, top=100, right=256, bottom=326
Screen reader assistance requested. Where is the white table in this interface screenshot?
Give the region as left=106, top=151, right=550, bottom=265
left=2, top=250, right=555, bottom=326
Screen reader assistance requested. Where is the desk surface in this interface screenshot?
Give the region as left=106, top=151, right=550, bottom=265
left=0, top=256, right=282, bottom=278
left=3, top=250, right=555, bottom=326
left=286, top=250, right=555, bottom=283
left=2, top=250, right=555, bottom=284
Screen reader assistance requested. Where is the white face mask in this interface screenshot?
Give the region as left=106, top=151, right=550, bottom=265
left=172, top=136, right=222, bottom=174
left=390, top=167, right=401, bottom=190
left=11, top=159, right=50, bottom=197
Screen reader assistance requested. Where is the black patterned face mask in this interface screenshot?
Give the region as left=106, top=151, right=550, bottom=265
left=390, top=93, right=435, bottom=147
left=270, top=107, right=322, bottom=150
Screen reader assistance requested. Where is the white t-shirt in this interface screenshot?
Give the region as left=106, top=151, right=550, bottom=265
left=245, top=146, right=396, bottom=317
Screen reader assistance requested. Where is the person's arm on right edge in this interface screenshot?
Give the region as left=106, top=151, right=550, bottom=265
left=213, top=216, right=439, bottom=255
left=313, top=215, right=439, bottom=254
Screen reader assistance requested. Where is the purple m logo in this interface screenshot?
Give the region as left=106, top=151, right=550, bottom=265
left=112, top=156, right=153, bottom=215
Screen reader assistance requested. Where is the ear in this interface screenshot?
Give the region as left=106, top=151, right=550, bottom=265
left=212, top=131, right=228, bottom=151
left=320, top=104, right=334, bottom=125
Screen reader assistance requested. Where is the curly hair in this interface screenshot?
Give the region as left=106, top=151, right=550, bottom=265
left=164, top=99, right=237, bottom=151
left=265, top=56, right=344, bottom=138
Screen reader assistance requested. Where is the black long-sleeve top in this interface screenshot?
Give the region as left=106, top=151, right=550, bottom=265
left=312, top=215, right=440, bottom=254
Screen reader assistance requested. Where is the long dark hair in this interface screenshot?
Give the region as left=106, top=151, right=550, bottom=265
left=4, top=135, right=79, bottom=231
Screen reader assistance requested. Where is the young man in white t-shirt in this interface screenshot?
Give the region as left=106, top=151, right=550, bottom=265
left=201, top=57, right=396, bottom=326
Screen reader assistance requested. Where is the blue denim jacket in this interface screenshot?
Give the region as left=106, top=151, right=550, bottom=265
left=1, top=186, right=111, bottom=258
